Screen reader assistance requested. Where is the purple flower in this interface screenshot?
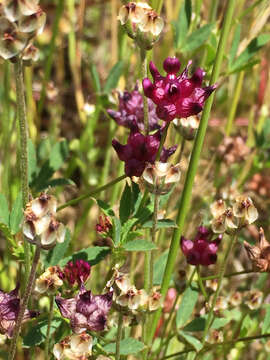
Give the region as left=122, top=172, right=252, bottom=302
left=0, top=285, right=39, bottom=338
left=63, top=260, right=91, bottom=286
left=181, top=227, right=222, bottom=266
left=55, top=284, right=113, bottom=333
left=142, top=57, right=217, bottom=122
left=107, top=85, right=160, bottom=132
left=112, top=121, right=176, bottom=177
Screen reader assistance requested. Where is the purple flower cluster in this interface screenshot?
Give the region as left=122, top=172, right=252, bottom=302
left=108, top=85, right=160, bottom=132
left=112, top=121, right=176, bottom=177
left=63, top=260, right=91, bottom=286
left=181, top=226, right=222, bottom=266
left=0, top=285, right=38, bottom=338
left=55, top=284, right=113, bottom=333
left=143, top=57, right=217, bottom=121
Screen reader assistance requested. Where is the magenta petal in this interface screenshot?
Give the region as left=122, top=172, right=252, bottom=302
left=181, top=237, right=194, bottom=255
left=149, top=61, right=162, bottom=81
left=163, top=57, right=181, bottom=74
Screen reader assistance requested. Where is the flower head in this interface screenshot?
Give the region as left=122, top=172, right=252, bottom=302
left=107, top=85, right=160, bottom=132
left=112, top=121, right=176, bottom=177
left=55, top=284, right=113, bottom=333
left=53, top=333, right=93, bottom=360
left=0, top=285, right=39, bottom=338
left=63, top=260, right=91, bottom=286
left=181, top=226, right=222, bottom=266
left=143, top=57, right=217, bottom=121
left=244, top=227, right=270, bottom=272
left=96, top=215, right=112, bottom=236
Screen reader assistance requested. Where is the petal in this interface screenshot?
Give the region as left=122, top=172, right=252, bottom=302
left=180, top=237, right=194, bottom=255
left=149, top=61, right=162, bottom=81
left=55, top=296, right=76, bottom=319
left=246, top=205, right=258, bottom=224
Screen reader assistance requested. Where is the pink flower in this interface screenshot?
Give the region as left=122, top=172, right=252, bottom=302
left=55, top=284, right=113, bottom=333
left=142, top=57, right=217, bottom=121
left=112, top=121, right=176, bottom=177
left=0, top=285, right=39, bottom=338
left=107, top=85, right=160, bottom=132
left=63, top=260, right=91, bottom=286
left=181, top=227, right=222, bottom=266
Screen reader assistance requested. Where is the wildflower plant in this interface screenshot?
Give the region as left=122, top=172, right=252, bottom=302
left=0, top=0, right=270, bottom=359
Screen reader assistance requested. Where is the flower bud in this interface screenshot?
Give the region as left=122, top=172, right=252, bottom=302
left=174, top=115, right=200, bottom=141
left=142, top=162, right=181, bottom=195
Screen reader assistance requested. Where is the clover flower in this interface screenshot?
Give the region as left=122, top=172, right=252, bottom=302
left=107, top=85, right=160, bottom=132
left=0, top=0, right=46, bottom=60
left=112, top=121, right=176, bottom=177
left=55, top=284, right=113, bottom=334
left=142, top=57, right=217, bottom=121
left=142, top=161, right=181, bottom=195
left=244, top=227, right=270, bottom=272
left=35, top=266, right=63, bottom=294
left=53, top=333, right=93, bottom=360
left=96, top=215, right=112, bottom=236
left=0, top=285, right=39, bottom=338
left=22, top=193, right=66, bottom=249
left=63, top=260, right=91, bottom=286
left=181, top=226, right=222, bottom=266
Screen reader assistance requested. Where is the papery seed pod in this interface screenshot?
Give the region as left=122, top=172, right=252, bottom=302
left=228, top=291, right=242, bottom=307
left=116, top=286, right=148, bottom=310
left=18, top=7, right=46, bottom=36
left=213, top=296, right=228, bottom=312
left=245, top=290, right=263, bottom=310
left=206, top=329, right=224, bottom=344
left=35, top=266, right=63, bottom=294
left=205, top=279, right=218, bottom=292
left=53, top=333, right=93, bottom=360
left=0, top=18, right=28, bottom=60
left=210, top=199, right=226, bottom=218
left=22, top=43, right=38, bottom=65
left=3, top=0, right=40, bottom=22
left=232, top=196, right=258, bottom=225
left=148, top=288, right=162, bottom=311
left=142, top=162, right=181, bottom=195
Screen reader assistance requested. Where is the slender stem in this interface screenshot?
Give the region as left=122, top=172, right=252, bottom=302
left=144, top=250, right=151, bottom=293
left=57, top=174, right=127, bottom=211
left=38, top=0, right=64, bottom=116
left=44, top=295, right=54, bottom=360
left=147, top=0, right=236, bottom=344
left=157, top=122, right=170, bottom=160
left=140, top=48, right=149, bottom=135
left=8, top=246, right=41, bottom=360
left=200, top=234, right=238, bottom=351
left=115, top=313, right=123, bottom=360
left=201, top=269, right=255, bottom=281
left=225, top=71, right=245, bottom=136
left=150, top=194, right=159, bottom=289
left=196, top=266, right=208, bottom=301
left=178, top=138, right=185, bottom=162
left=152, top=0, right=164, bottom=14
left=164, top=333, right=270, bottom=359
left=14, top=58, right=30, bottom=282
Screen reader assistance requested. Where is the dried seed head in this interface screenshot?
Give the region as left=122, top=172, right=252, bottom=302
left=205, top=279, right=218, bottom=292
left=232, top=196, right=258, bottom=225
left=35, top=266, right=63, bottom=294
left=174, top=115, right=200, bottom=140
left=228, top=291, right=242, bottom=307
left=206, top=329, right=224, bottom=344
left=245, top=290, right=263, bottom=310
left=244, top=228, right=270, bottom=272
left=53, top=333, right=93, bottom=360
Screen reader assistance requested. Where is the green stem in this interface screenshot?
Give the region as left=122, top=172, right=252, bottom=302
left=44, top=295, right=54, bottom=360
left=14, top=58, right=30, bottom=282
left=144, top=250, right=151, bottom=293
left=225, top=71, right=245, bottom=136
left=140, top=48, right=149, bottom=135
left=8, top=246, right=41, bottom=360
left=150, top=193, right=159, bottom=289
left=115, top=313, right=123, bottom=360
left=147, top=0, right=236, bottom=344
left=157, top=122, right=170, bottom=160
left=152, top=0, right=164, bottom=14
left=201, top=269, right=255, bottom=281
left=38, top=0, right=64, bottom=116
left=200, top=234, right=238, bottom=350
left=57, top=174, right=127, bottom=211
left=196, top=266, right=208, bottom=300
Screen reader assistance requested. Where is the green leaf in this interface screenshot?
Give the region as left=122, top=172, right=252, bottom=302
left=33, top=140, right=69, bottom=191
left=229, top=24, right=241, bottom=68
left=97, top=199, right=115, bottom=217
left=120, top=218, right=138, bottom=244
left=172, top=0, right=192, bottom=49
left=0, top=194, right=9, bottom=226
left=23, top=318, right=62, bottom=347
left=45, top=178, right=75, bottom=188
left=44, top=229, right=71, bottom=268
left=262, top=305, right=270, bottom=334
left=28, top=139, right=37, bottom=184
left=178, top=331, right=202, bottom=352
left=112, top=216, right=122, bottom=245
left=104, top=61, right=124, bottom=93
left=123, top=239, right=157, bottom=252
left=153, top=250, right=169, bottom=286
left=120, top=182, right=132, bottom=224
left=176, top=284, right=199, bottom=328
left=59, top=246, right=110, bottom=267
left=90, top=64, right=101, bottom=93
left=230, top=34, right=270, bottom=73
left=104, top=338, right=145, bottom=355
left=9, top=193, right=23, bottom=235
left=183, top=316, right=230, bottom=332
left=181, top=24, right=214, bottom=53
left=142, top=219, right=177, bottom=229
